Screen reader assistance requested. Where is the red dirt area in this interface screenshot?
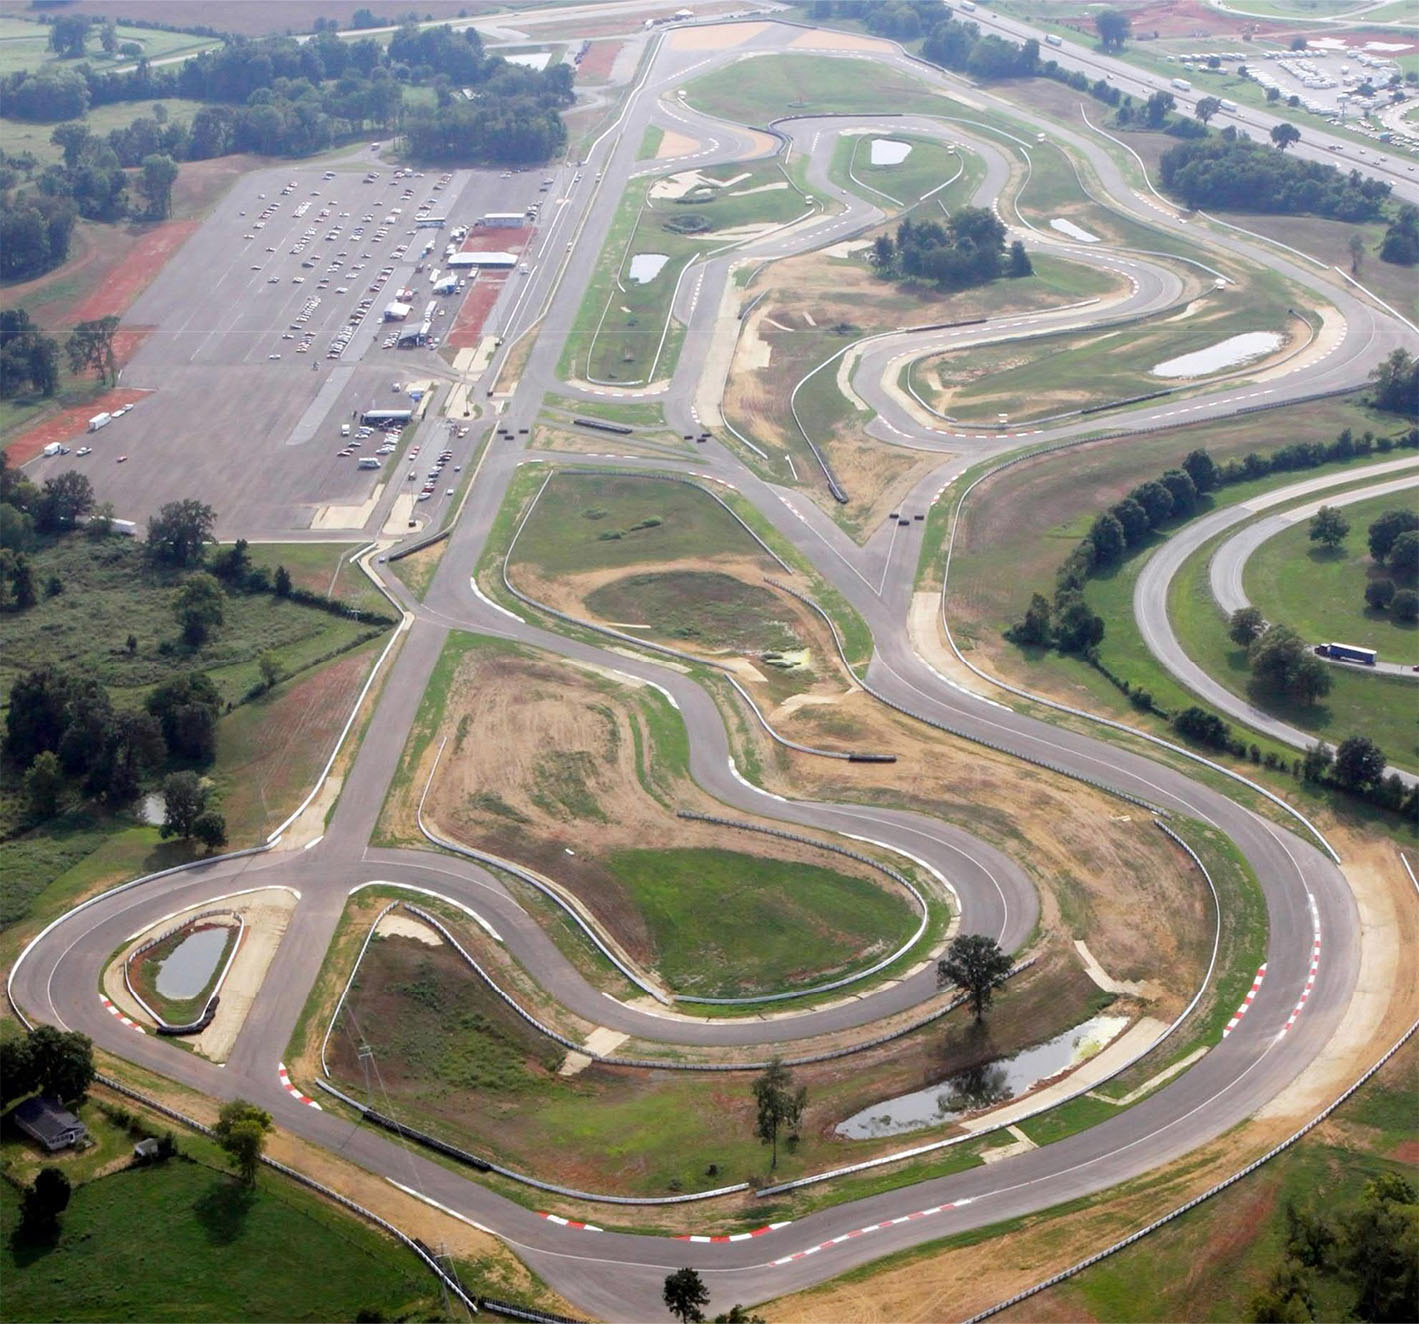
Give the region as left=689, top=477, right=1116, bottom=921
left=446, top=276, right=508, bottom=350
left=67, top=220, right=198, bottom=325
left=7, top=378, right=151, bottom=465
left=577, top=39, right=624, bottom=82
left=1122, top=0, right=1270, bottom=40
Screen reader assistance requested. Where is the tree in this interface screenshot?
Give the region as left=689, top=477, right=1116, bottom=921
left=160, top=770, right=207, bottom=839
left=1095, top=9, right=1131, bottom=51
left=146, top=672, right=221, bottom=762
left=1365, top=578, right=1396, bottom=611
left=1014, top=592, right=1052, bottom=647
left=0, top=1034, right=37, bottom=1105
left=24, top=750, right=65, bottom=819
left=1248, top=624, right=1332, bottom=706
left=1006, top=239, right=1033, bottom=277
left=1388, top=529, right=1419, bottom=586
left=35, top=470, right=94, bottom=532
left=50, top=121, right=92, bottom=170
left=1144, top=90, right=1175, bottom=129
left=1053, top=591, right=1104, bottom=654
left=1332, top=736, right=1386, bottom=791
left=192, top=810, right=228, bottom=854
left=714, top=1309, right=765, bottom=1324
left=274, top=564, right=293, bottom=597
left=937, top=933, right=1013, bottom=1021
left=663, top=1269, right=710, bottom=1324
left=1348, top=232, right=1365, bottom=274
left=1111, top=497, right=1151, bottom=546
left=1228, top=606, right=1267, bottom=647
left=1270, top=122, right=1301, bottom=152
left=1337, top=1173, right=1418, bottom=1323
left=48, top=14, right=90, bottom=59
left=751, top=1056, right=806, bottom=1171
left=1368, top=507, right=1419, bottom=563
left=1308, top=505, right=1349, bottom=550
left=1370, top=348, right=1419, bottom=417
left=65, top=316, right=120, bottom=386
left=173, top=572, right=225, bottom=647
left=1182, top=448, right=1220, bottom=493
left=1392, top=587, right=1419, bottom=622
left=140, top=153, right=179, bottom=220
left=1195, top=96, right=1222, bottom=124
left=1087, top=511, right=1126, bottom=567
left=146, top=499, right=216, bottom=567
left=258, top=652, right=281, bottom=689
left=1302, top=740, right=1334, bottom=783
left=214, top=1099, right=271, bottom=1187
left=20, top=1167, right=71, bottom=1238
left=26, top=1024, right=94, bottom=1103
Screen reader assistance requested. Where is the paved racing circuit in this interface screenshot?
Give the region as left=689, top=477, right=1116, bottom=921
left=11, top=13, right=1415, bottom=1322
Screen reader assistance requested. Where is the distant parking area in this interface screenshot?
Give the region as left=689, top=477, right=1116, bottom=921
left=25, top=157, right=548, bottom=537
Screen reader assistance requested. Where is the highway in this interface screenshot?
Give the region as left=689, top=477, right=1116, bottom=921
left=9, top=17, right=1411, bottom=1322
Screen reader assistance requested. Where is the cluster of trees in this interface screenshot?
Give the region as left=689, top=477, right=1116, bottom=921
left=1246, top=1176, right=1418, bottom=1323
left=0, top=309, right=61, bottom=399
left=871, top=209, right=1030, bottom=291
left=0, top=1024, right=96, bottom=1108
left=1229, top=614, right=1333, bottom=706
left=1011, top=448, right=1218, bottom=658
left=1380, top=204, right=1419, bottom=267
left=1361, top=507, right=1419, bottom=619
left=1371, top=347, right=1419, bottom=418
left=1158, top=135, right=1391, bottom=221
left=0, top=189, right=77, bottom=281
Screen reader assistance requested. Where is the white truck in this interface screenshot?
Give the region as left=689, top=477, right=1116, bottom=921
left=1171, top=77, right=1193, bottom=92
left=42, top=442, right=68, bottom=457
left=88, top=412, right=111, bottom=432
left=358, top=456, right=382, bottom=469
left=1045, top=33, right=1062, bottom=47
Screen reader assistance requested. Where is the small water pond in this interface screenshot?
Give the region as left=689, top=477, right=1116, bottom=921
left=835, top=1013, right=1129, bottom=1139
left=627, top=253, right=669, bottom=283
left=1050, top=217, right=1101, bottom=243
left=870, top=139, right=912, bottom=166
left=1152, top=331, right=1283, bottom=379
left=154, top=926, right=230, bottom=1001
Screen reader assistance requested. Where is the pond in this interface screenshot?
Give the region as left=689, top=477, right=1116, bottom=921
left=1050, top=217, right=1100, bottom=243
left=835, top=1013, right=1130, bottom=1139
left=870, top=139, right=912, bottom=166
left=627, top=253, right=669, bottom=283
left=1152, top=331, right=1283, bottom=379
left=154, top=926, right=230, bottom=1001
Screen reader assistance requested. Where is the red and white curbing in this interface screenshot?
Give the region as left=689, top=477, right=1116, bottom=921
left=1280, top=903, right=1323, bottom=1037
left=1223, top=964, right=1267, bottom=1038
left=100, top=995, right=146, bottom=1034
left=277, top=1062, right=322, bottom=1109
left=537, top=1212, right=602, bottom=1232
left=771, top=1199, right=972, bottom=1266
left=676, top=1221, right=791, bottom=1244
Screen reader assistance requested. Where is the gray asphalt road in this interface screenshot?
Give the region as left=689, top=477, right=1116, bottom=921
left=8, top=18, right=1400, bottom=1323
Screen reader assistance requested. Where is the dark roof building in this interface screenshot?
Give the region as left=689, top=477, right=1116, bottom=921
left=9, top=1096, right=88, bottom=1152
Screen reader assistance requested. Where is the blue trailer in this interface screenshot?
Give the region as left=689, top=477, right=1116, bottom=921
left=1318, top=642, right=1377, bottom=666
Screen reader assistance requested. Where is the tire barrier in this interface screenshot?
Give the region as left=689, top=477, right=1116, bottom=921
left=672, top=810, right=932, bottom=1005
left=766, top=578, right=1172, bottom=818
left=499, top=469, right=897, bottom=762
left=386, top=528, right=450, bottom=562
left=1079, top=388, right=1173, bottom=416
left=154, top=996, right=219, bottom=1037
left=572, top=417, right=634, bottom=436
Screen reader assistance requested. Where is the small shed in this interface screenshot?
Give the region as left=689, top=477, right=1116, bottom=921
left=133, top=1137, right=160, bottom=1160
left=10, top=1097, right=88, bottom=1152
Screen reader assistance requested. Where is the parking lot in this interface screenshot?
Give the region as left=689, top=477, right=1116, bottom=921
left=29, top=153, right=554, bottom=538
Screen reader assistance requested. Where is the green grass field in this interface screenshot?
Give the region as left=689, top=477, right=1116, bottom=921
left=832, top=132, right=966, bottom=209
left=510, top=472, right=778, bottom=578
left=607, top=845, right=917, bottom=998
left=0, top=17, right=217, bottom=79
left=0, top=533, right=376, bottom=713
left=1242, top=491, right=1419, bottom=666
left=0, top=1158, right=434, bottom=1322
left=685, top=53, right=958, bottom=123
left=0, top=98, right=209, bottom=168
left=913, top=272, right=1299, bottom=423
left=585, top=570, right=802, bottom=652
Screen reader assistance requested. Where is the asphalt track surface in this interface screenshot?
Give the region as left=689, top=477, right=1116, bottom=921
left=1135, top=463, right=1419, bottom=778
left=10, top=18, right=1410, bottom=1322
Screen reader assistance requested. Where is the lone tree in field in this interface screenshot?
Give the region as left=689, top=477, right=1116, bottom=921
left=1095, top=9, right=1131, bottom=51
left=1309, top=505, right=1350, bottom=550
left=1195, top=96, right=1222, bottom=124
left=937, top=934, right=1013, bottom=1021
left=20, top=1167, right=71, bottom=1238
left=64, top=316, right=119, bottom=386
left=1228, top=606, right=1266, bottom=647
left=1270, top=122, right=1301, bottom=152
left=214, top=1099, right=271, bottom=1187
left=751, top=1056, right=806, bottom=1171
left=663, top=1268, right=710, bottom=1323
left=146, top=499, right=216, bottom=567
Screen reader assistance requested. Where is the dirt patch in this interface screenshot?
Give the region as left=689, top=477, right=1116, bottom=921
left=656, top=130, right=701, bottom=160
left=6, top=376, right=150, bottom=463
left=447, top=274, right=508, bottom=350
left=667, top=21, right=772, bottom=51
left=576, top=38, right=623, bottom=82
left=790, top=28, right=897, bottom=53
left=70, top=220, right=199, bottom=324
